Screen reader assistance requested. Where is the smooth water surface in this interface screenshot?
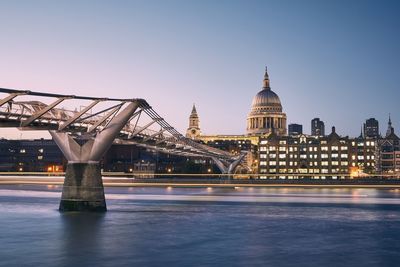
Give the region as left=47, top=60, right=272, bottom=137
left=0, top=185, right=400, bottom=267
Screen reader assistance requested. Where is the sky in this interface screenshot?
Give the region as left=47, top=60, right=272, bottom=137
left=0, top=0, right=399, bottom=139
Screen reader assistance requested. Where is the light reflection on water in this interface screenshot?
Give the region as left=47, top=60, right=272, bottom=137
left=0, top=185, right=400, bottom=267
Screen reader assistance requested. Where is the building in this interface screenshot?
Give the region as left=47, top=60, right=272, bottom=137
left=258, top=126, right=382, bottom=179
left=364, top=118, right=379, bottom=138
left=247, top=67, right=287, bottom=136
left=377, top=116, right=400, bottom=173
left=186, top=104, right=201, bottom=139
left=0, top=138, right=64, bottom=172
left=349, top=134, right=377, bottom=175
left=288, top=123, right=303, bottom=136
left=311, top=118, right=325, bottom=136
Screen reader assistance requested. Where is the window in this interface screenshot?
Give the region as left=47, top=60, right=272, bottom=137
left=260, top=154, right=267, bottom=159
left=279, top=161, right=286, bottom=166
left=279, top=147, right=286, bottom=152
left=279, top=140, right=286, bottom=145
left=341, top=154, right=348, bottom=159
left=20, top=149, right=26, bottom=153
left=269, top=161, right=276, bottom=166
left=321, top=154, right=328, bottom=159
left=341, top=162, right=348, bottom=166
left=260, top=147, right=267, bottom=152
left=279, top=154, right=286, bottom=159
left=332, top=161, right=339, bottom=166
left=322, top=161, right=328, bottom=166
left=269, top=146, right=276, bottom=151
left=321, top=146, right=328, bottom=151
left=269, top=154, right=276, bottom=158
left=331, top=146, right=339, bottom=151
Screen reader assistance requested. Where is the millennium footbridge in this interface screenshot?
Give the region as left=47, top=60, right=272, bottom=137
left=0, top=88, right=244, bottom=211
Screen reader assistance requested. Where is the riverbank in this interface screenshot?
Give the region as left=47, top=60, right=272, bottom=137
left=1, top=176, right=400, bottom=188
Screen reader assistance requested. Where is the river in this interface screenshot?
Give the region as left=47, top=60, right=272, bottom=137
left=0, top=185, right=399, bottom=267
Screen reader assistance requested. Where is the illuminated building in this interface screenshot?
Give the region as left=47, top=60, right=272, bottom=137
left=258, top=126, right=380, bottom=178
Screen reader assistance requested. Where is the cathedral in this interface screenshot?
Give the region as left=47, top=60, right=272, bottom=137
left=186, top=66, right=286, bottom=140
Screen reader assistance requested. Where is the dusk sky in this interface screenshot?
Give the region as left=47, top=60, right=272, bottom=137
left=0, top=0, right=399, bottom=139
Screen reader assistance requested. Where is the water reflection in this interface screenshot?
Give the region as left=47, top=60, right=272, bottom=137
left=60, top=213, right=105, bottom=266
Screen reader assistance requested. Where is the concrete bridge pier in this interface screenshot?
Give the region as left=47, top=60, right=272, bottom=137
left=50, top=101, right=140, bottom=212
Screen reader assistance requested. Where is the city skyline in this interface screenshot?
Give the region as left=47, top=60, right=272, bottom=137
left=0, top=0, right=399, bottom=139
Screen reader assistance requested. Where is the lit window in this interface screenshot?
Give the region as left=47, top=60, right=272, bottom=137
left=279, top=161, right=286, bottom=166
left=269, top=161, right=276, bottom=166
left=321, top=146, right=328, bottom=151
left=322, top=154, right=328, bottom=159
left=341, top=154, right=348, bottom=158
left=279, top=147, right=286, bottom=152
left=20, top=149, right=26, bottom=153
left=322, top=162, right=328, bottom=166
left=269, top=146, right=276, bottom=151
left=332, top=161, right=339, bottom=166
left=279, top=140, right=286, bottom=145
left=260, top=147, right=267, bottom=152
left=269, top=154, right=276, bottom=158
left=341, top=162, right=348, bottom=166
left=279, top=154, right=286, bottom=159
left=331, top=146, right=339, bottom=151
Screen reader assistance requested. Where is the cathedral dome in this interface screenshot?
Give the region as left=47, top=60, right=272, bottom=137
left=249, top=68, right=282, bottom=114
left=247, top=67, right=287, bottom=136
left=251, top=88, right=282, bottom=111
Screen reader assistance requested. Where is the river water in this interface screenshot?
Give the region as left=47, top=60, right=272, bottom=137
left=0, top=185, right=399, bottom=267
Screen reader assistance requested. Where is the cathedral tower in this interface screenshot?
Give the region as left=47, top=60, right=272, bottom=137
left=186, top=104, right=201, bottom=139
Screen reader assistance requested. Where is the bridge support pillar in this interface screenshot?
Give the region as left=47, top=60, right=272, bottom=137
left=60, top=162, right=106, bottom=211
left=50, top=101, right=140, bottom=212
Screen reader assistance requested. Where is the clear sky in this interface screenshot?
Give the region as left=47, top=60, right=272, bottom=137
left=0, top=0, right=399, bottom=139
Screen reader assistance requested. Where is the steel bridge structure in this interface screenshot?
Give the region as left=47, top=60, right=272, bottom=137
left=0, top=88, right=244, bottom=211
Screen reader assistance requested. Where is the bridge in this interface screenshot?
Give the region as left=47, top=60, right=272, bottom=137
left=0, top=88, right=245, bottom=211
